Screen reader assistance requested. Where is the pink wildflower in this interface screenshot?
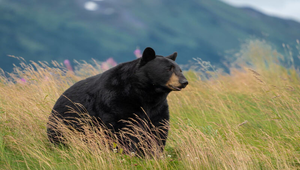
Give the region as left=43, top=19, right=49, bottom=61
left=106, top=57, right=117, bottom=67
left=64, top=59, right=73, bottom=72
left=134, top=47, right=142, bottom=58
left=101, top=62, right=110, bottom=71
left=20, top=78, right=27, bottom=84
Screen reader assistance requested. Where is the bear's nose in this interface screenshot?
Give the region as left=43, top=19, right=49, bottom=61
left=180, top=79, right=188, bottom=87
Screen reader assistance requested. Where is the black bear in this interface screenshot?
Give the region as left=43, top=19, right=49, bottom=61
left=47, top=47, right=188, bottom=154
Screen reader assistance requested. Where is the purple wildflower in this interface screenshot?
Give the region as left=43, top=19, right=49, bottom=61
left=64, top=59, right=73, bottom=72
left=20, top=78, right=27, bottom=84
left=134, top=47, right=142, bottom=58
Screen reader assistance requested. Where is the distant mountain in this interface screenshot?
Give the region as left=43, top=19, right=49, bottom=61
left=1, top=0, right=300, bottom=72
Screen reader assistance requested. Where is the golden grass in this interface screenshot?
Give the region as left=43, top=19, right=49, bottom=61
left=1, top=40, right=300, bottom=169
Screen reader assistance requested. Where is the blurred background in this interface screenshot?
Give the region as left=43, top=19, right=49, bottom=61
left=1, top=0, right=300, bottom=72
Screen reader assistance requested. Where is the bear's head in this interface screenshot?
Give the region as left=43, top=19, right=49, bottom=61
left=137, top=47, right=188, bottom=91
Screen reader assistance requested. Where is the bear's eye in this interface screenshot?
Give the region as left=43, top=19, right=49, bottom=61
left=168, top=66, right=174, bottom=71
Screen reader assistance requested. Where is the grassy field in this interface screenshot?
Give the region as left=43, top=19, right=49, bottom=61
left=1, top=40, right=300, bottom=169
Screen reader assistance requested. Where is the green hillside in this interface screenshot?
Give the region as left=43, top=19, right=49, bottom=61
left=1, top=0, right=300, bottom=72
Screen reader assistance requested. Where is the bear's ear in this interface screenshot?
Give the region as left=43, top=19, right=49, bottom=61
left=166, top=52, right=177, bottom=61
left=139, top=47, right=156, bottom=67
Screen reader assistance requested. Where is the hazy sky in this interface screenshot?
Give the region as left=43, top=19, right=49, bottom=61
left=220, top=0, right=300, bottom=22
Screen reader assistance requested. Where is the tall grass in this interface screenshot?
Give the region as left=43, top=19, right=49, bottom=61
left=1, top=40, right=300, bottom=169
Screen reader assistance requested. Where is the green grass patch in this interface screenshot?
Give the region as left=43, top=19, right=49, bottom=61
left=1, top=40, right=300, bottom=169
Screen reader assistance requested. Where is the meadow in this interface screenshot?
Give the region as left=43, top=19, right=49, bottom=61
left=1, top=40, right=300, bottom=169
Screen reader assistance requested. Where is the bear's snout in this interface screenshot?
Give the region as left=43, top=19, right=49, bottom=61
left=180, top=79, right=188, bottom=88
left=166, top=73, right=188, bottom=91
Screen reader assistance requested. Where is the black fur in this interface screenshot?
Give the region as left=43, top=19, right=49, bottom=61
left=47, top=47, right=188, bottom=153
